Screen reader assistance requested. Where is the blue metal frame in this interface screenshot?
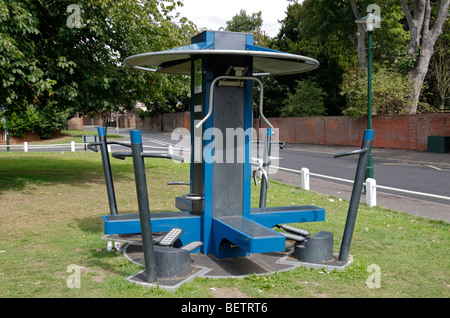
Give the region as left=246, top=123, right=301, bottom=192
left=101, top=30, right=326, bottom=259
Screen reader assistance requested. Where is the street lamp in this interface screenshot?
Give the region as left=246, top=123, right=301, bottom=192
left=356, top=12, right=383, bottom=179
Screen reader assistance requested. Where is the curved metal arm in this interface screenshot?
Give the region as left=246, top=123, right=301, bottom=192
left=167, top=181, right=190, bottom=185
left=87, top=142, right=102, bottom=152
left=253, top=159, right=269, bottom=188
left=253, top=140, right=285, bottom=149
left=88, top=141, right=131, bottom=153
left=111, top=151, right=130, bottom=160
left=195, top=75, right=273, bottom=130
left=183, top=193, right=204, bottom=201
left=141, top=152, right=184, bottom=162
left=112, top=151, right=184, bottom=162
left=107, top=141, right=131, bottom=148
left=334, top=148, right=367, bottom=158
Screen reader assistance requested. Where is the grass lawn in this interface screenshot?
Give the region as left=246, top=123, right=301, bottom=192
left=0, top=151, right=448, bottom=298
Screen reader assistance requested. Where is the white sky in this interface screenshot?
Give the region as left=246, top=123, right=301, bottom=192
left=175, top=0, right=292, bottom=37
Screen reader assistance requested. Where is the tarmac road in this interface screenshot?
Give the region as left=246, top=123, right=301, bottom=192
left=277, top=143, right=450, bottom=204
left=86, top=126, right=450, bottom=222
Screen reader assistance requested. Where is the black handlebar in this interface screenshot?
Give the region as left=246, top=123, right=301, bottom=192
left=253, top=140, right=286, bottom=149
left=107, top=141, right=131, bottom=148
left=334, top=148, right=367, bottom=158
left=87, top=142, right=102, bottom=152
left=87, top=141, right=131, bottom=153
left=112, top=151, right=184, bottom=162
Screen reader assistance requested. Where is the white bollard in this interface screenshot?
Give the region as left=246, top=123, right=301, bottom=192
left=300, top=167, right=310, bottom=191
left=366, top=178, right=377, bottom=207
left=24, top=142, right=28, bottom=152
left=168, top=145, right=173, bottom=155
left=71, top=141, right=75, bottom=152
left=107, top=145, right=112, bottom=153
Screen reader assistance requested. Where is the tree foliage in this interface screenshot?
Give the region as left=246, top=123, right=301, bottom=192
left=0, top=106, right=72, bottom=139
left=341, top=67, right=414, bottom=118
left=427, top=19, right=450, bottom=112
left=225, top=9, right=270, bottom=46
left=0, top=0, right=196, bottom=121
left=226, top=9, right=263, bottom=33
left=265, top=0, right=449, bottom=117
left=281, top=80, right=327, bottom=117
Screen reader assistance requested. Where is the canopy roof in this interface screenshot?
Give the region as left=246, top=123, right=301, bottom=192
left=123, top=31, right=319, bottom=76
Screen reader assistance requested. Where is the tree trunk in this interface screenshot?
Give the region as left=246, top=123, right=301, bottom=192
left=350, top=0, right=367, bottom=72
left=401, top=0, right=450, bottom=114
left=407, top=43, right=435, bottom=114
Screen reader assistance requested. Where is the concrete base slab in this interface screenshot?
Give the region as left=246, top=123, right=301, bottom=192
left=280, top=253, right=354, bottom=272
left=102, top=234, right=353, bottom=291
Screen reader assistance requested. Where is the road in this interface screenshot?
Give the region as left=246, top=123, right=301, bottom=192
left=279, top=144, right=450, bottom=204
left=88, top=126, right=450, bottom=221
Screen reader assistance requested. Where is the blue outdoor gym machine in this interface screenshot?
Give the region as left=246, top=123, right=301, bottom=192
left=93, top=31, right=372, bottom=283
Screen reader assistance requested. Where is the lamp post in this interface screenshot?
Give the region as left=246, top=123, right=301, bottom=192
left=356, top=12, right=383, bottom=180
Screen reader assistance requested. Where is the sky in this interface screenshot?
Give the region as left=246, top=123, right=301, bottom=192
left=175, top=0, right=292, bottom=37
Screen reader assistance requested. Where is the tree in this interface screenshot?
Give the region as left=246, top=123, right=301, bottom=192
left=225, top=9, right=270, bottom=46
left=428, top=20, right=450, bottom=112
left=400, top=0, right=450, bottom=113
left=0, top=0, right=196, bottom=123
left=350, top=0, right=368, bottom=71
left=277, top=0, right=449, bottom=116
left=272, top=0, right=355, bottom=116
left=0, top=0, right=56, bottom=111
left=226, top=9, right=263, bottom=33
left=281, top=80, right=327, bottom=117
left=341, top=66, right=413, bottom=117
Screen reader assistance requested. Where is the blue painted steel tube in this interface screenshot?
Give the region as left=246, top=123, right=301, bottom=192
left=97, top=127, right=118, bottom=215
left=130, top=130, right=157, bottom=283
left=338, top=129, right=374, bottom=261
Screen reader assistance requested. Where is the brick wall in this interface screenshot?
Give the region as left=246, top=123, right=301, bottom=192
left=135, top=112, right=448, bottom=151
left=254, top=113, right=450, bottom=151
left=136, top=112, right=191, bottom=131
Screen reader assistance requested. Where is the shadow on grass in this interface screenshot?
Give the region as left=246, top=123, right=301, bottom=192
left=75, top=215, right=105, bottom=235
left=0, top=152, right=135, bottom=194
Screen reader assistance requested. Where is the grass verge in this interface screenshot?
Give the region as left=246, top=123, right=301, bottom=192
left=0, top=151, right=448, bottom=298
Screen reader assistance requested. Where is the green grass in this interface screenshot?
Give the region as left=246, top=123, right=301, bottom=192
left=0, top=151, right=448, bottom=298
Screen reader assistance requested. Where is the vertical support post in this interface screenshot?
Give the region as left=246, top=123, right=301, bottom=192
left=130, top=130, right=157, bottom=283
left=259, top=128, right=271, bottom=208
left=24, top=142, right=28, bottom=153
left=366, top=178, right=377, bottom=207
left=97, top=127, right=118, bottom=216
left=301, top=167, right=310, bottom=191
left=338, top=129, right=374, bottom=262
left=71, top=141, right=76, bottom=152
